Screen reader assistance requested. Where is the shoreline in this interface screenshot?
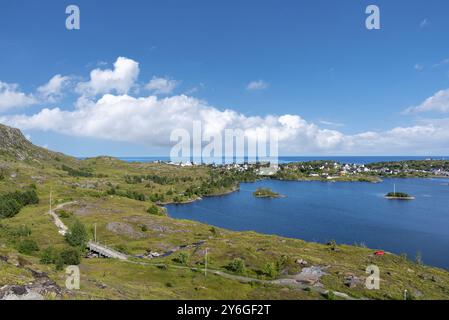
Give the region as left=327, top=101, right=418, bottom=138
left=161, top=175, right=447, bottom=207
left=385, top=196, right=416, bottom=200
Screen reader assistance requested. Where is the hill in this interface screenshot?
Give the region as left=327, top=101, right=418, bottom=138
left=0, top=123, right=73, bottom=164
left=1, top=124, right=449, bottom=300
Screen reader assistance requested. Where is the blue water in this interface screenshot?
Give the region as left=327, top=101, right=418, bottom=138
left=114, top=156, right=448, bottom=164
left=166, top=178, right=449, bottom=270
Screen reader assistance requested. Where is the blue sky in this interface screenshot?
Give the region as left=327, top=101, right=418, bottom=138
left=1, top=0, right=449, bottom=156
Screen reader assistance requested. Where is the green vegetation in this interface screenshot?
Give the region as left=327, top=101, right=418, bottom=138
left=2, top=124, right=449, bottom=300
left=173, top=252, right=190, bottom=265
left=385, top=192, right=414, bottom=199
left=0, top=188, right=39, bottom=219
left=18, top=239, right=39, bottom=255
left=40, top=246, right=81, bottom=267
left=228, top=258, right=246, bottom=274
left=253, top=188, right=282, bottom=198
left=65, top=221, right=88, bottom=247
left=147, top=204, right=166, bottom=216
left=59, top=247, right=81, bottom=266
left=61, top=164, right=94, bottom=177
left=40, top=246, right=59, bottom=264
left=262, top=262, right=278, bottom=278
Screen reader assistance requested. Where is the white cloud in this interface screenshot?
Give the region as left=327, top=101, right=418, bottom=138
left=37, top=74, right=71, bottom=102
left=145, top=77, right=179, bottom=95
left=404, top=88, right=449, bottom=114
left=0, top=94, right=345, bottom=152
left=2, top=91, right=449, bottom=155
left=246, top=80, right=269, bottom=91
left=76, top=57, right=139, bottom=96
left=0, top=82, right=37, bottom=112
left=433, top=58, right=449, bottom=68
left=414, top=64, right=424, bottom=71
left=319, top=120, right=344, bottom=127
left=2, top=56, right=449, bottom=155
left=420, top=19, right=429, bottom=28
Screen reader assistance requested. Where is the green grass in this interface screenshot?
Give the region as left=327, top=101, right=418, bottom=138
left=1, top=155, right=449, bottom=300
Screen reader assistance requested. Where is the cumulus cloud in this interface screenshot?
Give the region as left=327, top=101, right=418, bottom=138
left=404, top=88, right=449, bottom=114
left=246, top=80, right=269, bottom=91
left=76, top=57, right=139, bottom=96
left=1, top=56, right=449, bottom=155
left=145, top=76, right=179, bottom=95
left=2, top=91, right=449, bottom=155
left=0, top=93, right=345, bottom=152
left=37, top=74, right=71, bottom=102
left=0, top=82, right=37, bottom=112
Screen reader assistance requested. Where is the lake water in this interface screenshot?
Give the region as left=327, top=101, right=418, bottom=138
left=166, top=178, right=449, bottom=270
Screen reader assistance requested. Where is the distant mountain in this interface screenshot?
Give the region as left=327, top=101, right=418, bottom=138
left=0, top=123, right=72, bottom=163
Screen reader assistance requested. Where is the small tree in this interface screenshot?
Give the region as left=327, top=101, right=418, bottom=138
left=262, top=262, right=278, bottom=278
left=228, top=258, right=246, bottom=274
left=147, top=205, right=160, bottom=215
left=65, top=220, right=88, bottom=247
left=173, top=252, right=189, bottom=265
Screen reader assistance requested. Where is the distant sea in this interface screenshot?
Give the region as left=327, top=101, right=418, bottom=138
left=116, top=156, right=448, bottom=165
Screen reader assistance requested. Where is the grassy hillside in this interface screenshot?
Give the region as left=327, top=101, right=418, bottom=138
left=1, top=123, right=449, bottom=300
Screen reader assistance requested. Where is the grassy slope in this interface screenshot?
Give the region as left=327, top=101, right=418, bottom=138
left=1, top=153, right=449, bottom=300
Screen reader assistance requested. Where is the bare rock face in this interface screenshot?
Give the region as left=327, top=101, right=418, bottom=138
left=0, top=270, right=62, bottom=300
left=106, top=222, right=146, bottom=239
left=0, top=123, right=66, bottom=162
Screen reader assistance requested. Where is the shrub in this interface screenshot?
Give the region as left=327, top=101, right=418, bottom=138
left=228, top=258, right=246, bottom=274
left=59, top=247, right=81, bottom=265
left=327, top=240, right=337, bottom=251
left=57, top=210, right=72, bottom=219
left=18, top=239, right=39, bottom=255
left=40, top=246, right=58, bottom=264
left=173, top=252, right=189, bottom=265
left=0, top=189, right=39, bottom=219
left=0, top=198, right=21, bottom=218
left=262, top=262, right=278, bottom=278
left=147, top=205, right=165, bottom=216
left=65, top=221, right=88, bottom=247
left=61, top=165, right=93, bottom=177
left=325, top=290, right=336, bottom=300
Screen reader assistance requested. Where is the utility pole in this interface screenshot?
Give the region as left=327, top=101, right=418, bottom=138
left=49, top=190, right=52, bottom=214
left=94, top=223, right=97, bottom=243
left=205, top=247, right=209, bottom=277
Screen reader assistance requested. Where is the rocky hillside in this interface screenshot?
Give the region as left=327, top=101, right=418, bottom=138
left=0, top=123, right=72, bottom=164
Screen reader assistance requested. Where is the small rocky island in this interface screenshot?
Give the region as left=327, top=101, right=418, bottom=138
left=253, top=188, right=284, bottom=198
left=385, top=192, right=415, bottom=200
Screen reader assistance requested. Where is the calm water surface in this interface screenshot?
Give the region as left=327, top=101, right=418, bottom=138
left=166, top=178, right=449, bottom=269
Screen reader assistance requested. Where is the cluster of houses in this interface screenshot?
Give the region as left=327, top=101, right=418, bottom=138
left=160, top=159, right=449, bottom=178
left=373, top=166, right=449, bottom=177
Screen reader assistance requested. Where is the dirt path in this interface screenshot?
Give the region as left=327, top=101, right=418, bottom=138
left=48, top=202, right=76, bottom=236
